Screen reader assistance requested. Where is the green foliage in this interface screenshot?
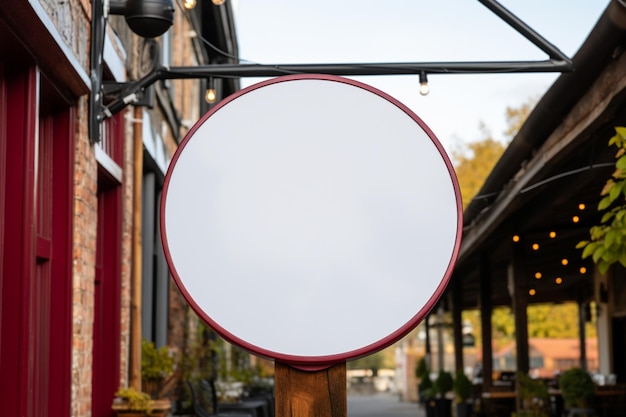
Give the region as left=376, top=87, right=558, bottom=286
left=141, top=339, right=175, bottom=398
left=415, top=357, right=429, bottom=379
left=453, top=370, right=473, bottom=403
left=559, top=367, right=595, bottom=409
left=517, top=372, right=549, bottom=417
left=517, top=372, right=549, bottom=403
left=418, top=373, right=435, bottom=401
left=114, top=386, right=153, bottom=412
left=578, top=126, right=626, bottom=273
left=503, top=99, right=535, bottom=140
left=434, top=370, right=454, bottom=396
left=527, top=303, right=596, bottom=339
left=347, top=347, right=395, bottom=374
left=491, top=306, right=515, bottom=348
left=452, top=136, right=506, bottom=210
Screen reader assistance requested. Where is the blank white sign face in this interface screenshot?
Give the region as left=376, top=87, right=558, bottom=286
left=161, top=75, right=462, bottom=368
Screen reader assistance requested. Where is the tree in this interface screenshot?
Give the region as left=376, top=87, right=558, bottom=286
left=577, top=126, right=626, bottom=273
left=452, top=99, right=533, bottom=209
left=452, top=126, right=506, bottom=210
left=503, top=99, right=536, bottom=139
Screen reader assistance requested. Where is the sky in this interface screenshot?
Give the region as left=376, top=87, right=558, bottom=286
left=231, top=0, right=609, bottom=155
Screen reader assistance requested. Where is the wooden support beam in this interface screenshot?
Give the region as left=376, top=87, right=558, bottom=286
left=479, top=255, right=493, bottom=390
left=130, top=106, right=143, bottom=390
left=452, top=280, right=464, bottom=373
left=510, top=242, right=529, bottom=375
left=274, top=362, right=346, bottom=417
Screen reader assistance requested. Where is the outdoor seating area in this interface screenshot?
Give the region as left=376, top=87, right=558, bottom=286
left=187, top=379, right=275, bottom=417
left=473, top=373, right=626, bottom=417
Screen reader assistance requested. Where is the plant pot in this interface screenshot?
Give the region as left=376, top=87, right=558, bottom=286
left=112, top=398, right=172, bottom=417
left=435, top=398, right=452, bottom=417
left=456, top=401, right=472, bottom=417
left=425, top=399, right=437, bottom=417
left=565, top=408, right=596, bottom=417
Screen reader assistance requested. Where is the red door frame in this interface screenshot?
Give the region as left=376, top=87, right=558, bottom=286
left=92, top=114, right=124, bottom=417
left=0, top=66, right=73, bottom=416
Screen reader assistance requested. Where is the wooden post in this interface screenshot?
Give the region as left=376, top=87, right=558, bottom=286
left=479, top=255, right=493, bottom=390
left=452, top=280, right=464, bottom=373
left=131, top=106, right=143, bottom=390
left=274, top=361, right=347, bottom=417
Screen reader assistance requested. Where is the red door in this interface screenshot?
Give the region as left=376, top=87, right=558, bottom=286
left=92, top=115, right=124, bottom=417
left=0, top=66, right=73, bottom=416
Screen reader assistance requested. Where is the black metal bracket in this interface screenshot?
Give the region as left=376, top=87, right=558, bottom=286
left=89, top=0, right=574, bottom=142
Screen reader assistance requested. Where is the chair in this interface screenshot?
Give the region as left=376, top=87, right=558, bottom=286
left=187, top=380, right=253, bottom=417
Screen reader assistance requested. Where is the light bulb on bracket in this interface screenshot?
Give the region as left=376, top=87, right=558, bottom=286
left=205, top=78, right=217, bottom=103
left=419, top=71, right=429, bottom=96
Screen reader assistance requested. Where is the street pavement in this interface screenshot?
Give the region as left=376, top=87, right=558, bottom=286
left=347, top=392, right=426, bottom=417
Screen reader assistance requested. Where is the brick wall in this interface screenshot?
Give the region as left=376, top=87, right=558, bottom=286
left=71, top=96, right=98, bottom=417
left=119, top=110, right=136, bottom=389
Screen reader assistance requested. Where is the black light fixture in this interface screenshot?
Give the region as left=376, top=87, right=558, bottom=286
left=90, top=0, right=175, bottom=142
left=109, top=0, right=174, bottom=38
left=419, top=71, right=429, bottom=96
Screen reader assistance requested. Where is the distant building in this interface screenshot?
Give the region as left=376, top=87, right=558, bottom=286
left=493, top=338, right=599, bottom=379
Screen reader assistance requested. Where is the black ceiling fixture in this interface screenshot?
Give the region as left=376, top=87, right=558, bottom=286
left=89, top=0, right=574, bottom=142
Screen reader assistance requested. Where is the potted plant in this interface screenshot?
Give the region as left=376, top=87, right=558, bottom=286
left=453, top=370, right=473, bottom=417
left=113, top=340, right=175, bottom=416
left=112, top=387, right=171, bottom=417
left=416, top=357, right=429, bottom=402
left=559, top=367, right=595, bottom=416
left=141, top=339, right=176, bottom=399
left=434, top=370, right=454, bottom=417
left=517, top=372, right=549, bottom=417
left=420, top=384, right=437, bottom=417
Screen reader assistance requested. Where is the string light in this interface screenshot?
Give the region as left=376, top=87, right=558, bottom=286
left=419, top=71, right=429, bottom=96
left=549, top=231, right=556, bottom=238
left=579, top=203, right=586, bottom=210
left=572, top=215, right=580, bottom=223
left=535, top=272, right=542, bottom=279
left=555, top=277, right=563, bottom=284
left=561, top=258, right=569, bottom=266
left=512, top=235, right=520, bottom=242
left=183, top=0, right=196, bottom=9
left=532, top=243, right=539, bottom=250
left=529, top=289, right=536, bottom=296
left=580, top=267, right=587, bottom=274
left=205, top=78, right=217, bottom=103
left=212, top=0, right=226, bottom=5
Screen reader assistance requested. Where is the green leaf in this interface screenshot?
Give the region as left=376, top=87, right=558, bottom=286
left=617, top=155, right=626, bottom=171
left=619, top=251, right=626, bottom=268
left=599, top=195, right=613, bottom=211
left=610, top=180, right=624, bottom=201
left=576, top=240, right=589, bottom=249
left=615, top=126, right=626, bottom=141
left=592, top=246, right=605, bottom=263
left=605, top=230, right=615, bottom=247
left=599, top=261, right=610, bottom=274
left=581, top=242, right=598, bottom=259
left=602, top=211, right=615, bottom=223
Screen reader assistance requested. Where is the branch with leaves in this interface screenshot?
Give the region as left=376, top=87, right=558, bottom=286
left=577, top=127, right=626, bottom=273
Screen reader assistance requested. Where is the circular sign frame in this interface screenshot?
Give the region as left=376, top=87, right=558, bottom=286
left=161, top=74, right=462, bottom=369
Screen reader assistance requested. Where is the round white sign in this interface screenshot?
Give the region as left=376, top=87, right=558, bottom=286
left=161, top=74, right=462, bottom=368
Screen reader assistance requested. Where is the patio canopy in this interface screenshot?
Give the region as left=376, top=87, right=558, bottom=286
left=448, top=0, right=626, bottom=310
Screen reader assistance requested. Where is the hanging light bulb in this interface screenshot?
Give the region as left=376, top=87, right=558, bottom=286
left=419, top=71, right=429, bottom=96
left=205, top=78, right=217, bottom=103
left=212, top=0, right=226, bottom=5
left=183, top=0, right=196, bottom=9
